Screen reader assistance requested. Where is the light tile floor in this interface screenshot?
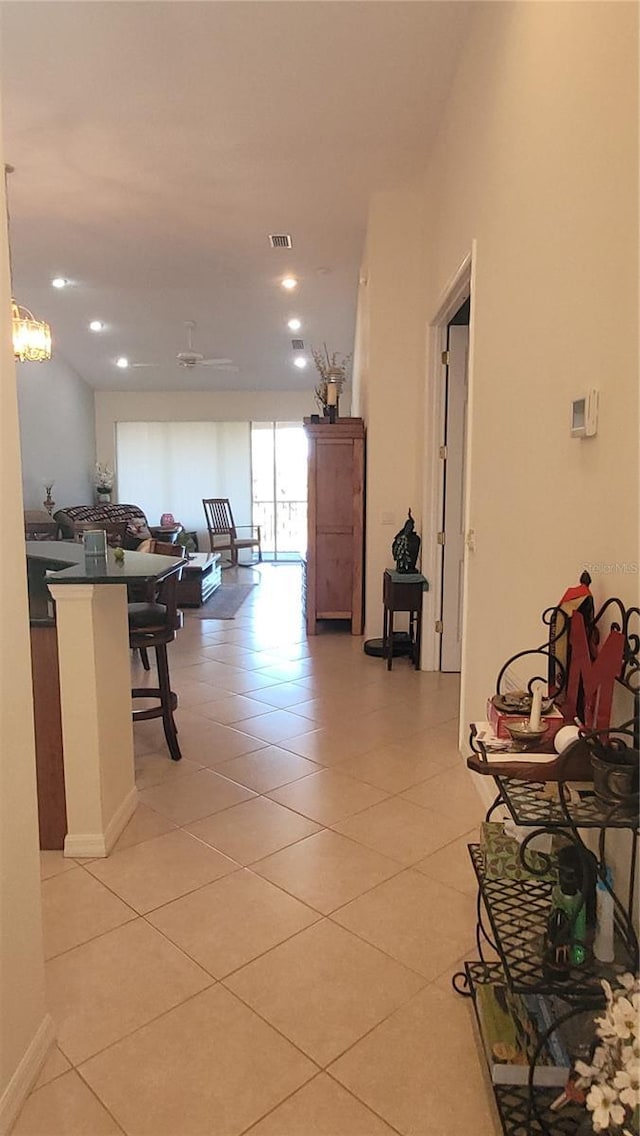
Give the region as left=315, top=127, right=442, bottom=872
left=18, top=564, right=499, bottom=1136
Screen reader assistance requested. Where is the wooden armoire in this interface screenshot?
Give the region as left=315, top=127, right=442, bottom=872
left=304, top=416, right=365, bottom=635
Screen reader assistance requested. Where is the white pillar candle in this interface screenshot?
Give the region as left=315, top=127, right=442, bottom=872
left=529, top=687, right=543, bottom=732
left=326, top=381, right=338, bottom=407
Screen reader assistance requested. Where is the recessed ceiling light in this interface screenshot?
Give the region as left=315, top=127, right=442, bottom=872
left=293, top=357, right=307, bottom=369
left=281, top=276, right=297, bottom=291
left=51, top=277, right=67, bottom=289
left=89, top=320, right=104, bottom=332
left=116, top=356, right=129, bottom=369
left=287, top=318, right=302, bottom=331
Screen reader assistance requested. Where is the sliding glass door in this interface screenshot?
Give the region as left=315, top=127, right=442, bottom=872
left=251, top=423, right=307, bottom=560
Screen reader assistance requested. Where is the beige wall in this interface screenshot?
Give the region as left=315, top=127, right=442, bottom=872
left=356, top=2, right=639, bottom=735
left=0, top=111, right=50, bottom=1131
left=95, top=389, right=329, bottom=486
left=355, top=190, right=428, bottom=634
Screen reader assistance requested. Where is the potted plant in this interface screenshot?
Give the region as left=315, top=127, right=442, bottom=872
left=94, top=462, right=114, bottom=503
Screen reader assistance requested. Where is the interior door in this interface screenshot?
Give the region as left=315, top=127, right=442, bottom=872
left=440, top=323, right=468, bottom=671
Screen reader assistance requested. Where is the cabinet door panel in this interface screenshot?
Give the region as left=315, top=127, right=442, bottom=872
left=304, top=419, right=365, bottom=635
left=316, top=442, right=354, bottom=530
left=316, top=533, right=353, bottom=614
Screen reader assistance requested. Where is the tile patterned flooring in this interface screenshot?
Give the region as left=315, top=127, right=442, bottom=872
left=19, top=565, right=499, bottom=1136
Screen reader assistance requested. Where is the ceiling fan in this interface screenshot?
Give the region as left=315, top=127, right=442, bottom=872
left=130, top=321, right=238, bottom=370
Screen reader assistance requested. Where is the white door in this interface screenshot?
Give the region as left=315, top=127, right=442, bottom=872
left=440, top=324, right=468, bottom=671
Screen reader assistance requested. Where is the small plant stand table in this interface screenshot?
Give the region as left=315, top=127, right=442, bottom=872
left=382, top=569, right=428, bottom=670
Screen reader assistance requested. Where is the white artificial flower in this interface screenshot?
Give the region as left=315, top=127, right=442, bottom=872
left=94, top=462, right=114, bottom=490
left=614, top=1062, right=640, bottom=1109
left=586, top=1083, right=626, bottom=1132
left=611, top=997, right=639, bottom=1041
left=623, top=1038, right=640, bottom=1064
left=576, top=1047, right=608, bottom=1084
left=602, top=979, right=614, bottom=1002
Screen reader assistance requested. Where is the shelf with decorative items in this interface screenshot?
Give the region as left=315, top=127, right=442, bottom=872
left=465, top=837, right=637, bottom=998
left=464, top=960, right=593, bottom=1136
left=453, top=578, right=639, bottom=1136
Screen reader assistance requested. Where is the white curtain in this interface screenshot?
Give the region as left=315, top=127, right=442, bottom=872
left=115, top=421, right=251, bottom=548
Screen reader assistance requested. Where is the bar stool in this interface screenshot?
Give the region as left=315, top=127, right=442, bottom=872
left=129, top=541, right=184, bottom=761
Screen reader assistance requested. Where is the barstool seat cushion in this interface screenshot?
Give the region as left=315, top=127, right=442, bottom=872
left=128, top=602, right=167, bottom=628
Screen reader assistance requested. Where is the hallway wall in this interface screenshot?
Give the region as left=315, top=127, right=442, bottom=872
left=0, top=109, right=51, bottom=1134
left=356, top=2, right=638, bottom=736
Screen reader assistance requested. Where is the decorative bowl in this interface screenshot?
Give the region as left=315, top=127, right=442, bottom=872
left=492, top=691, right=554, bottom=717
left=504, top=719, right=549, bottom=748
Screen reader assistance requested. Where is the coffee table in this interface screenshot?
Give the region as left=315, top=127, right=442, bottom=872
left=176, top=552, right=222, bottom=607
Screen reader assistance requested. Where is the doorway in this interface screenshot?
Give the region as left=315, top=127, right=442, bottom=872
left=439, top=301, right=469, bottom=671
left=421, top=245, right=475, bottom=677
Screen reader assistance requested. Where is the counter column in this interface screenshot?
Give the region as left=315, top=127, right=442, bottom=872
left=47, top=582, right=137, bottom=857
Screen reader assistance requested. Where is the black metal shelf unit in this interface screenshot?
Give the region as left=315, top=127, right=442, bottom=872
left=464, top=962, right=587, bottom=1136
left=457, top=773, right=639, bottom=1136
left=468, top=843, right=636, bottom=998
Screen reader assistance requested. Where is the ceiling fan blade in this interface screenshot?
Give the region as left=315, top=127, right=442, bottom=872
left=199, top=358, right=236, bottom=367
left=130, top=362, right=158, bottom=368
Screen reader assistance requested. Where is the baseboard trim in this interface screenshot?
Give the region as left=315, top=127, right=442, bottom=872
left=0, top=1013, right=55, bottom=1136
left=64, top=786, right=138, bottom=858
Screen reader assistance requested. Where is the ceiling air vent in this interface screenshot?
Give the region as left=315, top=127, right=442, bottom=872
left=291, top=339, right=304, bottom=350
left=269, top=234, right=293, bottom=248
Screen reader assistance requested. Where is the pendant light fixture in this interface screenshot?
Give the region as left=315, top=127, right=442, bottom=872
left=4, top=164, right=52, bottom=362
left=12, top=300, right=52, bottom=361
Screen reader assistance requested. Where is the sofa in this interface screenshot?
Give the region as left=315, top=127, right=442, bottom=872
left=53, top=503, right=154, bottom=549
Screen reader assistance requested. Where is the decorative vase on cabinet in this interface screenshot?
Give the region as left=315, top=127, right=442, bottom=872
left=304, top=416, right=365, bottom=635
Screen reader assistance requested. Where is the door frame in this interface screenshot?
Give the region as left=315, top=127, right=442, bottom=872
left=420, top=243, right=476, bottom=677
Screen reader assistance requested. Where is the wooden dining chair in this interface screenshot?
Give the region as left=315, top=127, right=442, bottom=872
left=202, top=498, right=261, bottom=566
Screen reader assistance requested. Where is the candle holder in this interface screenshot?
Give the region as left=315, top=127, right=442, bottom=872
left=43, top=484, right=55, bottom=515
left=312, top=346, right=350, bottom=423
left=504, top=719, right=549, bottom=750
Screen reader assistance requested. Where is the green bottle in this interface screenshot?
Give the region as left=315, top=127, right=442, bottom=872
left=552, top=873, right=586, bottom=967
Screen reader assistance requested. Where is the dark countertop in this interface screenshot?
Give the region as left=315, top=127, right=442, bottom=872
left=26, top=542, right=187, bottom=625
left=26, top=542, right=187, bottom=585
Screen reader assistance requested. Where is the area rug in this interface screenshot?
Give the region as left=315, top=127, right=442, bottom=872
left=186, top=582, right=257, bottom=620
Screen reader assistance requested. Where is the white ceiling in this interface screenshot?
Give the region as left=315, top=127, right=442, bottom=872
left=1, top=1, right=470, bottom=392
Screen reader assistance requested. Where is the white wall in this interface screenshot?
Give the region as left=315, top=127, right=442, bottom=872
left=17, top=355, right=95, bottom=511
left=0, top=108, right=51, bottom=1134
left=355, top=2, right=639, bottom=730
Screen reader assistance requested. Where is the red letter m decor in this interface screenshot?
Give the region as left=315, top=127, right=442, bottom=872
left=565, top=612, right=624, bottom=730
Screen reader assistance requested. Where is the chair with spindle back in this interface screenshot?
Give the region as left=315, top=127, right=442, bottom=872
left=202, top=498, right=261, bottom=566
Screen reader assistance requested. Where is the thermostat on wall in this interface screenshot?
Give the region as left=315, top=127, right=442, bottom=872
left=571, top=389, right=599, bottom=438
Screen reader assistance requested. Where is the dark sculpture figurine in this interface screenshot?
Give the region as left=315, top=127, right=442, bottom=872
left=392, top=509, right=421, bottom=573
